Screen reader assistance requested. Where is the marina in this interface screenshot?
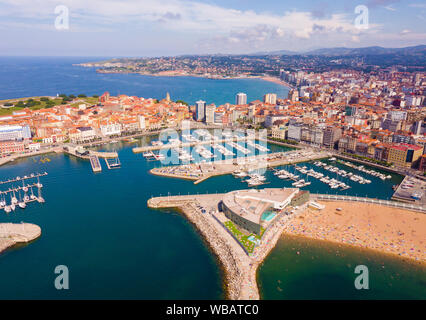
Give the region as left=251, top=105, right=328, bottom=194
left=150, top=149, right=331, bottom=184
left=0, top=173, right=47, bottom=213
left=314, top=161, right=372, bottom=185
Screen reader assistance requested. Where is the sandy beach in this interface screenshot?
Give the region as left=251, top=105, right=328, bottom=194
left=283, top=201, right=426, bottom=263
left=0, top=223, right=42, bottom=254
left=261, top=76, right=294, bottom=89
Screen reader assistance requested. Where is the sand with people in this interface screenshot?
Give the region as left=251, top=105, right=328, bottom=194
left=283, top=201, right=426, bottom=263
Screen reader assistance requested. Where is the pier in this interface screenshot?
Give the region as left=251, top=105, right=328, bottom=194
left=0, top=172, right=47, bottom=185
left=89, top=155, right=102, bottom=172
left=105, top=155, right=121, bottom=169
left=391, top=176, right=425, bottom=206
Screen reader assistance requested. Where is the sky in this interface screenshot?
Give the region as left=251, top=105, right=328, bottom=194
left=0, top=0, right=425, bottom=57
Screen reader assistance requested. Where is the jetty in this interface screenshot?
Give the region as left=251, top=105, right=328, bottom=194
left=0, top=223, right=41, bottom=254
left=0, top=172, right=47, bottom=186
left=89, top=155, right=102, bottom=172
left=105, top=155, right=121, bottom=169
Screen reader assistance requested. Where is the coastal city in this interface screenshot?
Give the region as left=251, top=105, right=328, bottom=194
left=0, top=0, right=425, bottom=310
left=1, top=67, right=425, bottom=177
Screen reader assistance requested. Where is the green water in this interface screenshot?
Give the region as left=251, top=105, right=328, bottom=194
left=258, top=235, right=426, bottom=300
left=0, top=137, right=416, bottom=299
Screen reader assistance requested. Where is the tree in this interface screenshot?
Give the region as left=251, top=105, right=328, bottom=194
left=78, top=94, right=87, bottom=98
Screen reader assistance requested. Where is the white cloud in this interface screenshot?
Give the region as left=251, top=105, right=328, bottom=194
left=384, top=5, right=397, bottom=11
left=0, top=0, right=420, bottom=54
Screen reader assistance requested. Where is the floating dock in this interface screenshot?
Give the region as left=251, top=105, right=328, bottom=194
left=105, top=156, right=121, bottom=169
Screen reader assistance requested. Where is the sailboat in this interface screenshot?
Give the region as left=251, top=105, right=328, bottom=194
left=30, top=186, right=37, bottom=200
left=18, top=191, right=26, bottom=209
left=22, top=180, right=28, bottom=193
left=10, top=193, right=16, bottom=211
left=11, top=188, right=18, bottom=205
left=0, top=192, right=5, bottom=208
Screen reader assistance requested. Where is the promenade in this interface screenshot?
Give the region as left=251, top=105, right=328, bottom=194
left=0, top=223, right=42, bottom=254
left=0, top=147, right=62, bottom=167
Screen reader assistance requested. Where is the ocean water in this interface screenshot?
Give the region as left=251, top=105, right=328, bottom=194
left=258, top=235, right=426, bottom=300
left=0, top=57, right=289, bottom=105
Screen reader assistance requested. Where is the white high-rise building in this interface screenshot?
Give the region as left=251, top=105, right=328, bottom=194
left=138, top=115, right=146, bottom=130
left=264, top=93, right=277, bottom=105
left=195, top=100, right=206, bottom=121
left=205, top=104, right=216, bottom=124
left=236, top=93, right=247, bottom=105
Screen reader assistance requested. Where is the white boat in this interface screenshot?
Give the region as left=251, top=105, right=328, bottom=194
left=18, top=202, right=26, bottom=209
left=11, top=193, right=18, bottom=205
left=4, top=206, right=11, bottom=213
left=30, top=187, right=36, bottom=200
left=234, top=171, right=248, bottom=178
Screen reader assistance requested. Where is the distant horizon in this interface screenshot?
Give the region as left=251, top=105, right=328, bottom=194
left=0, top=44, right=425, bottom=59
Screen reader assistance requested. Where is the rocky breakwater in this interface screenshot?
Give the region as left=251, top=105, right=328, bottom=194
left=147, top=196, right=253, bottom=300
left=0, top=223, right=42, bottom=254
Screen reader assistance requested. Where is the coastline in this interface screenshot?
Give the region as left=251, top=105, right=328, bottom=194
left=77, top=64, right=293, bottom=89
left=0, top=223, right=42, bottom=254
left=260, top=76, right=294, bottom=89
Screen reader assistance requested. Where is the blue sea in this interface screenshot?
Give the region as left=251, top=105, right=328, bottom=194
left=0, top=57, right=289, bottom=105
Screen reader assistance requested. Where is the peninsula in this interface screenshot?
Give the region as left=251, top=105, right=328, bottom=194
left=148, top=189, right=426, bottom=300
